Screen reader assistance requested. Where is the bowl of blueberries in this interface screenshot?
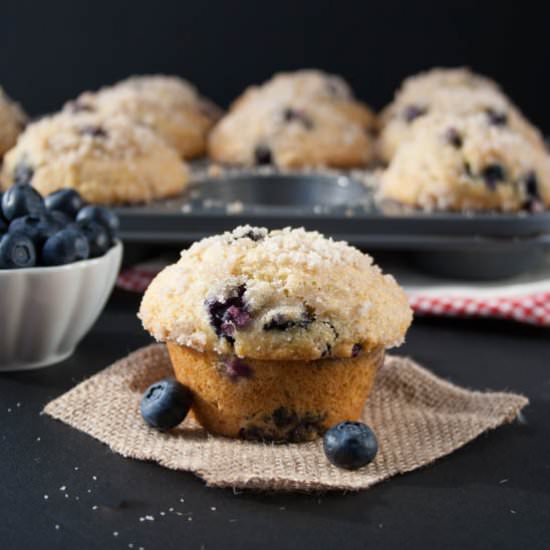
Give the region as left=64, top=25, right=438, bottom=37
left=0, top=184, right=123, bottom=371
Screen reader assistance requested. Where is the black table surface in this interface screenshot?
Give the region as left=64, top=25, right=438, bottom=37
left=1, top=290, right=549, bottom=550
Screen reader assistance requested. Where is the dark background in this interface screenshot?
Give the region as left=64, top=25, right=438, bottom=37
left=1, top=0, right=550, bottom=131
left=2, top=5, right=550, bottom=547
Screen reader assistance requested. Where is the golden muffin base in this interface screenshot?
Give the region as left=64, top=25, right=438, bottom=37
left=167, top=342, right=383, bottom=443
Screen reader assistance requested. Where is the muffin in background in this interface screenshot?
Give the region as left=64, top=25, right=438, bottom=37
left=380, top=113, right=550, bottom=212
left=384, top=67, right=501, bottom=107
left=208, top=70, right=377, bottom=169
left=139, top=226, right=412, bottom=442
left=0, top=86, right=27, bottom=157
left=66, top=75, right=222, bottom=159
left=1, top=112, right=189, bottom=205
left=379, top=67, right=545, bottom=162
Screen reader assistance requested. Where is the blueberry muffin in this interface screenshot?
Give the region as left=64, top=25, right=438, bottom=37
left=1, top=112, right=189, bottom=204
left=208, top=70, right=376, bottom=168
left=385, top=67, right=500, bottom=106
left=66, top=75, right=222, bottom=159
left=380, top=113, right=550, bottom=212
left=139, top=226, right=412, bottom=442
left=0, top=86, right=26, bottom=157
left=379, top=67, right=545, bottom=161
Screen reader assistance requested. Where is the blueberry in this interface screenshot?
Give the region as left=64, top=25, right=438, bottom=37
left=77, top=220, right=111, bottom=257
left=325, top=79, right=348, bottom=99
left=79, top=125, right=108, bottom=138
left=272, top=407, right=298, bottom=428
left=523, top=171, right=543, bottom=211
left=323, top=421, right=378, bottom=470
left=486, top=108, right=508, bottom=126
left=13, top=161, right=34, bottom=185
left=76, top=205, right=119, bottom=241
left=445, top=127, right=463, bottom=148
left=524, top=171, right=541, bottom=200
left=403, top=105, right=427, bottom=123
left=67, top=227, right=91, bottom=261
left=223, top=305, right=251, bottom=328
left=8, top=215, right=58, bottom=247
left=65, top=100, right=95, bottom=114
left=239, top=410, right=325, bottom=442
left=351, top=343, right=362, bottom=357
left=263, top=310, right=314, bottom=331
left=205, top=285, right=250, bottom=340
left=233, top=228, right=266, bottom=242
left=322, top=344, right=332, bottom=358
left=2, top=184, right=46, bottom=221
left=282, top=108, right=314, bottom=129
left=289, top=412, right=326, bottom=442
left=140, top=378, right=193, bottom=430
left=225, top=357, right=253, bottom=380
left=482, top=164, right=506, bottom=190
left=238, top=426, right=266, bottom=441
left=46, top=210, right=73, bottom=229
left=41, top=228, right=85, bottom=266
left=254, top=145, right=273, bottom=166
left=0, top=232, right=36, bottom=269
left=45, top=189, right=84, bottom=218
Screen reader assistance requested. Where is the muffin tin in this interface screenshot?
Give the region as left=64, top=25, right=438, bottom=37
left=114, top=173, right=550, bottom=280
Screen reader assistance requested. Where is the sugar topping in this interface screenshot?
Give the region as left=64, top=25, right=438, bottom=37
left=245, top=69, right=354, bottom=102
left=66, top=75, right=221, bottom=159
left=10, top=112, right=173, bottom=164
left=208, top=69, right=375, bottom=169
left=393, top=67, right=500, bottom=105
left=1, top=110, right=189, bottom=204
left=380, top=112, right=550, bottom=211
left=139, top=226, right=412, bottom=361
left=379, top=74, right=545, bottom=161
left=114, top=74, right=201, bottom=102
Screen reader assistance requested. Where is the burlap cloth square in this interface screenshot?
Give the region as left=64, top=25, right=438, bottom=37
left=44, top=344, right=528, bottom=492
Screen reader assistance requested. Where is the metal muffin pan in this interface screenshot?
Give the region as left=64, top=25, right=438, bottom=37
left=115, top=173, right=550, bottom=280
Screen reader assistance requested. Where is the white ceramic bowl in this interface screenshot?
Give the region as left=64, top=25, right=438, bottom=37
left=0, top=241, right=123, bottom=371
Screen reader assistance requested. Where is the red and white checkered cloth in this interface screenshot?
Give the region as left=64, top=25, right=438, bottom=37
left=118, top=262, right=550, bottom=328
left=407, top=292, right=550, bottom=326
left=118, top=268, right=160, bottom=295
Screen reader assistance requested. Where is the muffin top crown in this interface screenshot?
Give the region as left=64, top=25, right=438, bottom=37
left=71, top=74, right=222, bottom=122
left=392, top=67, right=500, bottom=103
left=379, top=67, right=544, bottom=162
left=64, top=75, right=222, bottom=160
left=238, top=69, right=354, bottom=103
left=380, top=112, right=550, bottom=211
left=208, top=69, right=375, bottom=169
left=113, top=74, right=202, bottom=101
left=5, top=112, right=175, bottom=164
left=139, top=226, right=412, bottom=361
left=0, top=112, right=189, bottom=204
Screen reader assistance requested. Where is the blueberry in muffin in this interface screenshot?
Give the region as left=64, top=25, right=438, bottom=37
left=208, top=70, right=377, bottom=169
left=380, top=113, right=550, bottom=212
left=379, top=67, right=546, bottom=162
left=66, top=75, right=222, bottom=160
left=1, top=112, right=189, bottom=205
left=139, top=226, right=412, bottom=442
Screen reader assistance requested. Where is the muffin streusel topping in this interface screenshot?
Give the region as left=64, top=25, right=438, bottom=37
left=139, top=226, right=412, bottom=360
